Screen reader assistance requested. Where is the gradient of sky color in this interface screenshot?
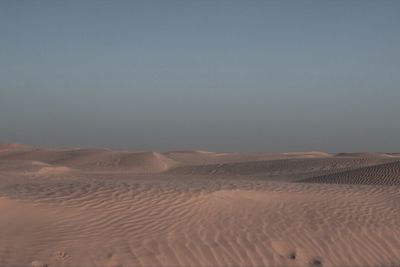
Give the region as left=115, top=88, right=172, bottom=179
left=1, top=1, right=400, bottom=152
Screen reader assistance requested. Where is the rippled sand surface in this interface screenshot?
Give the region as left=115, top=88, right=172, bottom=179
left=0, top=145, right=399, bottom=267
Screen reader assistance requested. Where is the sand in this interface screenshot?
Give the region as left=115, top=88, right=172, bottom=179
left=0, top=144, right=399, bottom=267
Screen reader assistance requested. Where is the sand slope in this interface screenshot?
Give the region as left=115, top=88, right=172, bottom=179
left=168, top=156, right=397, bottom=181
left=300, top=160, right=400, bottom=185
left=0, top=144, right=399, bottom=267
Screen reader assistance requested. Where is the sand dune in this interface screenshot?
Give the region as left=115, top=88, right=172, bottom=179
left=300, top=160, right=400, bottom=185
left=335, top=152, right=396, bottom=158
left=168, top=156, right=398, bottom=182
left=0, top=143, right=30, bottom=150
left=0, top=144, right=399, bottom=267
left=0, top=148, right=178, bottom=173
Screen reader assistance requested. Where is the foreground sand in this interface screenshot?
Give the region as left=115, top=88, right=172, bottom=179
left=0, top=145, right=399, bottom=267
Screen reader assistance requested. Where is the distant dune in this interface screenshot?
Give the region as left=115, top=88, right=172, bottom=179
left=0, top=143, right=30, bottom=150
left=0, top=147, right=178, bottom=173
left=0, top=144, right=399, bottom=267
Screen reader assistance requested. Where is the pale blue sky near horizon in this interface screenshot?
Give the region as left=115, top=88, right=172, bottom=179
left=1, top=1, right=400, bottom=152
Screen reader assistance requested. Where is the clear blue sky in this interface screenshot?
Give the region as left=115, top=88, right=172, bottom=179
left=1, top=1, right=400, bottom=152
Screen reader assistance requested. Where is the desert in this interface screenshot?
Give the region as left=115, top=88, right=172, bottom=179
left=0, top=144, right=399, bottom=267
left=2, top=0, right=400, bottom=266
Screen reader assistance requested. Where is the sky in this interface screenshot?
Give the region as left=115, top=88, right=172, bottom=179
left=1, top=0, right=400, bottom=152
